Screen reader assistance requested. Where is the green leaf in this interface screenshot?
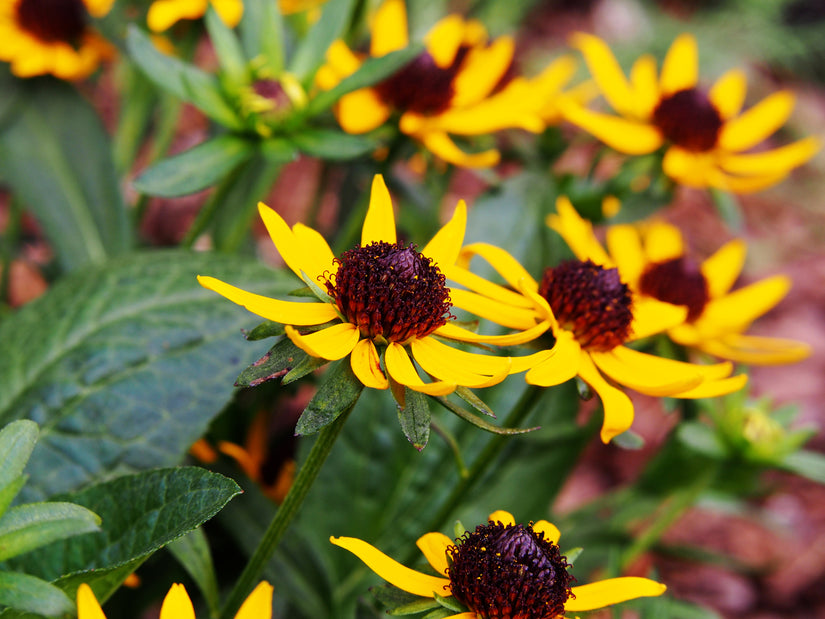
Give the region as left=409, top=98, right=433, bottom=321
left=239, top=0, right=285, bottom=74
left=0, top=571, right=73, bottom=617
left=781, top=450, right=825, bottom=484
left=294, top=359, right=363, bottom=435
left=0, top=251, right=296, bottom=501
left=243, top=320, right=286, bottom=340
left=0, top=420, right=38, bottom=515
left=291, top=128, right=378, bottom=160
left=676, top=422, right=727, bottom=459
left=288, top=0, right=357, bottom=80
left=397, top=388, right=431, bottom=451
left=369, top=584, right=440, bottom=615
left=167, top=528, right=220, bottom=617
left=435, top=397, right=539, bottom=436
left=433, top=592, right=464, bottom=612
left=205, top=7, right=248, bottom=85
left=454, top=386, right=495, bottom=417
left=260, top=136, right=299, bottom=163
left=281, top=354, right=329, bottom=385
left=0, top=79, right=132, bottom=271
left=133, top=134, right=256, bottom=197
left=0, top=502, right=100, bottom=562
left=235, top=337, right=308, bottom=387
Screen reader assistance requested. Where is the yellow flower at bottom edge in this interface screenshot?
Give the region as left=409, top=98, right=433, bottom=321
left=77, top=581, right=273, bottom=619
left=331, top=509, right=666, bottom=618
left=198, top=174, right=532, bottom=397
left=560, top=32, right=820, bottom=193
left=576, top=214, right=811, bottom=366
left=0, top=0, right=114, bottom=79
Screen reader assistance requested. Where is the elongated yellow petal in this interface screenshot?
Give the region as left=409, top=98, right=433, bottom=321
left=629, top=297, right=688, bottom=340
left=718, top=136, right=820, bottom=176
left=350, top=339, right=389, bottom=389
left=643, top=220, right=683, bottom=262
left=662, top=146, right=715, bottom=188
left=559, top=101, right=664, bottom=155
left=509, top=350, right=557, bottom=374
left=418, top=130, right=500, bottom=168
left=533, top=520, right=561, bottom=544
left=606, top=224, right=645, bottom=287
left=257, top=203, right=319, bottom=280
left=77, top=584, right=107, bottom=619
left=330, top=536, right=451, bottom=597
left=487, top=510, right=516, bottom=526
left=671, top=373, right=747, bottom=398
left=629, top=54, right=660, bottom=119
left=451, top=36, right=515, bottom=107
left=698, top=333, right=811, bottom=365
left=385, top=343, right=456, bottom=395
left=524, top=332, right=581, bottom=386
left=566, top=577, right=667, bottom=611
left=548, top=197, right=613, bottom=266
left=370, top=0, right=408, bottom=57
left=325, top=39, right=361, bottom=76
left=197, top=276, right=339, bottom=325
left=445, top=265, right=537, bottom=310
left=416, top=532, right=453, bottom=576
left=700, top=275, right=790, bottom=333
left=293, top=223, right=336, bottom=279
left=337, top=88, right=392, bottom=134
left=435, top=320, right=551, bottom=346
left=660, top=33, right=698, bottom=95
left=591, top=346, right=706, bottom=396
left=422, top=200, right=466, bottom=270
left=425, top=15, right=465, bottom=68
left=236, top=582, right=274, bottom=619
left=285, top=323, right=360, bottom=360
left=410, top=337, right=510, bottom=387
left=709, top=69, right=747, bottom=120
left=449, top=288, right=539, bottom=330
left=719, top=90, right=796, bottom=152
left=211, top=0, right=243, bottom=27
left=460, top=243, right=539, bottom=291
left=701, top=239, right=746, bottom=298
left=708, top=169, right=790, bottom=194
left=361, top=175, right=396, bottom=245
left=577, top=353, right=634, bottom=443
left=147, top=0, right=208, bottom=31
left=160, top=584, right=196, bottom=619
left=570, top=32, right=637, bottom=117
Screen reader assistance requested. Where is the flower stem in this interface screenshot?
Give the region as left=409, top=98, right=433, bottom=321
left=219, top=403, right=354, bottom=619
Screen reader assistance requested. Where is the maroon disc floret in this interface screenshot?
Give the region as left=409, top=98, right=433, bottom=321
left=325, top=241, right=452, bottom=343
left=639, top=256, right=710, bottom=322
left=652, top=88, right=723, bottom=152
left=17, top=0, right=87, bottom=45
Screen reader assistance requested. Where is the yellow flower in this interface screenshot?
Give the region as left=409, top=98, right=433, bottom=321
left=198, top=175, right=519, bottom=396
left=315, top=0, right=569, bottom=168
left=438, top=197, right=747, bottom=443
left=582, top=216, right=811, bottom=365
left=77, top=581, right=273, bottom=619
left=331, top=509, right=666, bottom=618
left=561, top=32, right=820, bottom=193
left=0, top=0, right=114, bottom=79
left=147, top=0, right=243, bottom=32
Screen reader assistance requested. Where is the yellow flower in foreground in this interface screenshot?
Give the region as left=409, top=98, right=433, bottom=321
left=589, top=218, right=811, bottom=365
left=0, top=0, right=114, bottom=79
left=331, top=509, right=666, bottom=618
left=315, top=0, right=572, bottom=167
left=77, top=581, right=273, bottom=619
left=199, top=175, right=520, bottom=396
left=147, top=0, right=243, bottom=32
left=561, top=32, right=820, bottom=193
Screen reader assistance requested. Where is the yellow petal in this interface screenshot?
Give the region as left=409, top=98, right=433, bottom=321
left=85, top=0, right=116, bottom=17
left=337, top=88, right=392, bottom=134
left=197, top=276, right=339, bottom=325
left=370, top=0, right=408, bottom=57
left=147, top=0, right=208, bottom=32
left=451, top=36, right=516, bottom=107
left=698, top=333, right=811, bottom=365
left=236, top=582, right=274, bottom=619
left=662, top=146, right=716, bottom=188
left=570, top=32, right=637, bottom=117
left=577, top=353, right=634, bottom=443
left=385, top=342, right=456, bottom=395
left=642, top=220, right=684, bottom=262
left=435, top=319, right=552, bottom=347
left=606, top=224, right=645, bottom=287
left=566, top=577, right=667, bottom=611
left=709, top=69, right=747, bottom=120
left=719, top=90, right=796, bottom=152
left=718, top=136, right=821, bottom=176
left=160, top=584, right=196, bottom=619
left=257, top=202, right=327, bottom=281
left=629, top=53, right=660, bottom=119
left=422, top=200, right=466, bottom=270
left=292, top=223, right=336, bottom=278
left=425, top=15, right=465, bottom=68
left=548, top=197, right=612, bottom=266
left=459, top=243, right=539, bottom=291
left=350, top=339, right=389, bottom=389
left=361, top=175, right=397, bottom=245
left=409, top=336, right=511, bottom=387
left=77, top=584, right=107, bottom=619
left=418, top=131, right=500, bottom=168
left=211, top=0, right=243, bottom=27
left=524, top=332, right=581, bottom=386
left=590, top=346, right=704, bottom=397
left=330, top=536, right=451, bottom=597
left=559, top=100, right=663, bottom=155
left=448, top=288, right=540, bottom=330
left=509, top=350, right=558, bottom=374
left=487, top=509, right=516, bottom=525
left=670, top=373, right=748, bottom=398
left=707, top=169, right=791, bottom=194
left=629, top=297, right=689, bottom=340
left=700, top=275, right=790, bottom=333
left=285, top=323, right=360, bottom=360
left=701, top=239, right=746, bottom=298
left=445, top=265, right=537, bottom=310
left=660, top=33, right=698, bottom=95
left=416, top=532, right=453, bottom=576
left=533, top=520, right=561, bottom=545
left=325, top=39, right=361, bottom=76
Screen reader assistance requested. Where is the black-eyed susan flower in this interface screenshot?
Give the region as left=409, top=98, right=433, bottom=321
left=198, top=175, right=521, bottom=396
left=0, top=0, right=114, bottom=79
left=315, top=0, right=572, bottom=168
left=77, top=581, right=273, bottom=618
left=592, top=217, right=811, bottom=365
left=331, top=509, right=666, bottom=618
left=147, top=0, right=243, bottom=32
left=560, top=32, right=820, bottom=193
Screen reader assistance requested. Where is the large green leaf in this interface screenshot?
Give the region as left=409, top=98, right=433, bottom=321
left=0, top=78, right=132, bottom=271
left=0, top=503, right=100, bottom=562
left=0, top=250, right=296, bottom=501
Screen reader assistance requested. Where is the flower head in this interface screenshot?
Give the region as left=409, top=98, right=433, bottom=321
left=0, top=0, right=114, bottom=79
left=561, top=32, right=820, bottom=193
left=198, top=175, right=514, bottom=396
left=77, top=581, right=273, bottom=619
left=331, top=509, right=666, bottom=618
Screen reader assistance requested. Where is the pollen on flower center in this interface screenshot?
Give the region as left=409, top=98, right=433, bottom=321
left=652, top=88, right=723, bottom=152
left=639, top=256, right=710, bottom=322
left=539, top=259, right=633, bottom=351
left=16, top=0, right=87, bottom=44
left=324, top=241, right=452, bottom=343
left=447, top=520, right=575, bottom=619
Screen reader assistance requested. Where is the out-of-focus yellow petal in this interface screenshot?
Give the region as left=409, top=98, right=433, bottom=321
left=709, top=69, right=747, bottom=120
left=524, top=332, right=581, bottom=386
left=211, top=0, right=243, bottom=27
left=606, top=224, right=645, bottom=286
left=285, top=323, right=360, bottom=360
left=425, top=15, right=465, bottom=68
left=642, top=220, right=684, bottom=262
left=410, top=336, right=511, bottom=386
left=487, top=510, right=515, bottom=526
left=370, top=0, right=408, bottom=57
left=361, top=174, right=397, bottom=245
left=708, top=169, right=790, bottom=194
left=533, top=520, right=561, bottom=544
left=629, top=53, right=660, bottom=118
left=350, top=339, right=389, bottom=389
left=566, top=577, right=667, bottom=611
left=662, top=146, right=716, bottom=188
left=718, top=90, right=796, bottom=152
left=577, top=353, right=635, bottom=443
left=629, top=298, right=689, bottom=340
left=548, top=196, right=613, bottom=266
left=147, top=0, right=208, bottom=32
left=700, top=275, right=791, bottom=333
left=660, top=33, right=698, bottom=95
left=337, top=88, right=392, bottom=134
left=159, top=584, right=196, bottom=619
left=330, top=536, right=450, bottom=597
left=591, top=346, right=702, bottom=397
left=698, top=333, right=811, bottom=365
left=77, top=584, right=107, bottom=619
left=718, top=137, right=820, bottom=176
left=570, top=32, right=637, bottom=117
left=416, top=532, right=453, bottom=576
left=459, top=243, right=539, bottom=291
left=236, top=582, right=274, bottom=619
left=325, top=39, right=361, bottom=75
left=85, top=0, right=116, bottom=17
left=559, top=100, right=664, bottom=155
left=418, top=131, right=500, bottom=168
left=451, top=36, right=515, bottom=107
left=701, top=239, right=746, bottom=298
left=670, top=373, right=748, bottom=398
left=385, top=343, right=456, bottom=395
left=422, top=200, right=466, bottom=270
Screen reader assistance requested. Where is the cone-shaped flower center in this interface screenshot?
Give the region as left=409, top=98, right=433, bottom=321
left=16, top=0, right=87, bottom=44
left=325, top=241, right=452, bottom=342
left=652, top=88, right=723, bottom=152
left=447, top=521, right=575, bottom=619
left=539, top=259, right=633, bottom=351
left=639, top=256, right=709, bottom=322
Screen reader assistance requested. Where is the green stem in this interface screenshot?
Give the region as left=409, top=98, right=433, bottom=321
left=219, top=404, right=354, bottom=619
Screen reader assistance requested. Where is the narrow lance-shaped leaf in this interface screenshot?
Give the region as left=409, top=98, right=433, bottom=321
left=295, top=359, right=364, bottom=435
left=397, top=387, right=431, bottom=451
left=167, top=528, right=221, bottom=617
left=288, top=0, right=357, bottom=80
left=0, top=420, right=38, bottom=515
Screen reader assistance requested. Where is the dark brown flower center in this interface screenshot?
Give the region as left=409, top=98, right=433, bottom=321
left=652, top=88, right=723, bottom=152
left=16, top=0, right=87, bottom=45
left=324, top=241, right=452, bottom=342
left=539, top=259, right=633, bottom=351
left=447, top=520, right=575, bottom=619
left=638, top=256, right=709, bottom=322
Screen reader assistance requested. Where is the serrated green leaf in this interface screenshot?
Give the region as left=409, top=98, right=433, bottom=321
left=0, top=502, right=100, bottom=562
left=167, top=528, right=220, bottom=617
left=295, top=359, right=363, bottom=435
left=0, top=251, right=295, bottom=501
left=291, top=128, right=378, bottom=160
left=288, top=0, right=357, bottom=80
left=0, top=420, right=38, bottom=515
left=0, top=571, right=73, bottom=617
left=397, top=388, right=431, bottom=451
left=235, top=337, right=308, bottom=387
left=133, top=135, right=255, bottom=197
